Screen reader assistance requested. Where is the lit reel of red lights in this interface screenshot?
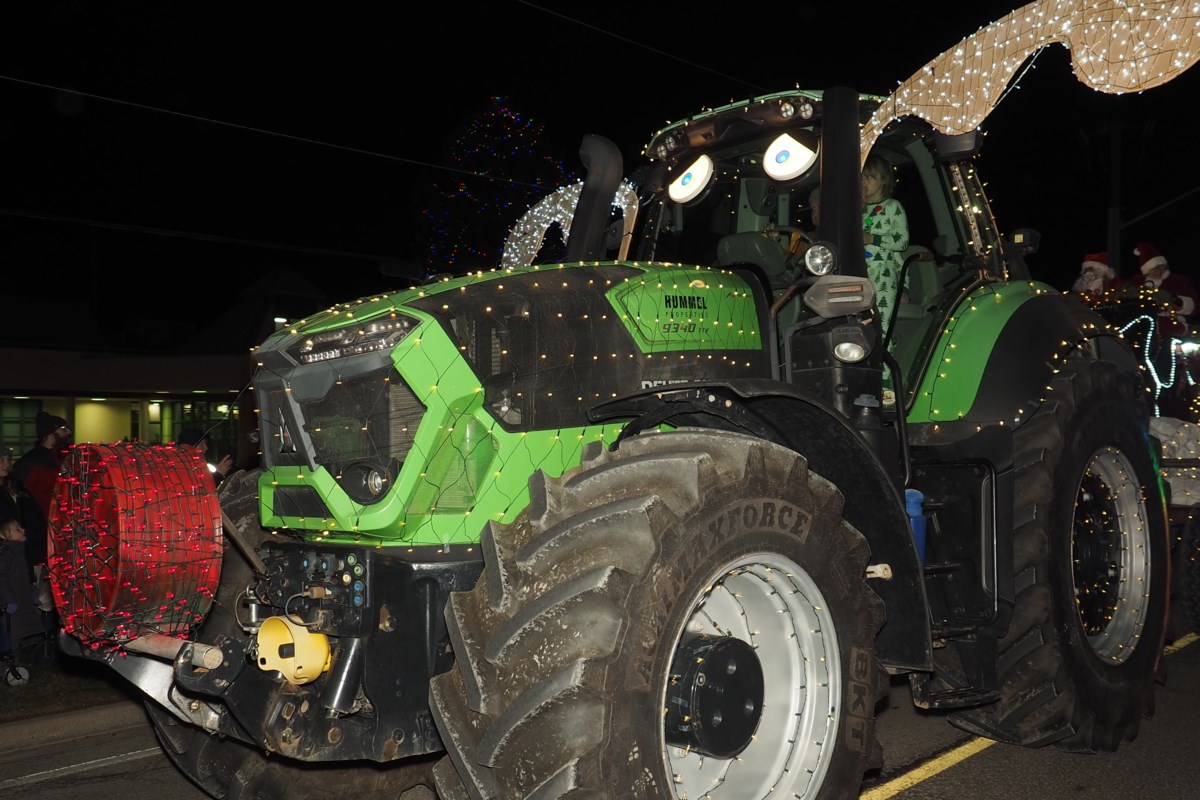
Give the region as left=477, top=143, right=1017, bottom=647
left=48, top=443, right=224, bottom=649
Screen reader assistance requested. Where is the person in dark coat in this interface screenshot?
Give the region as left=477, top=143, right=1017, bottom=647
left=0, top=518, right=41, bottom=652
left=13, top=412, right=71, bottom=516
left=0, top=446, right=44, bottom=584
left=11, top=413, right=70, bottom=582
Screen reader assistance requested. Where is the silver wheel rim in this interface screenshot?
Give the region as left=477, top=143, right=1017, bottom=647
left=660, top=552, right=839, bottom=799
left=1071, top=446, right=1153, bottom=663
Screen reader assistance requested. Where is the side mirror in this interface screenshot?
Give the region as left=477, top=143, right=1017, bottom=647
left=1005, top=228, right=1041, bottom=281
left=1008, top=228, right=1041, bottom=256
left=933, top=130, right=982, bottom=162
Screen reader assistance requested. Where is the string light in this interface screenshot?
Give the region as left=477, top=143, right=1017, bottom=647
left=1074, top=284, right=1200, bottom=420
left=47, top=443, right=223, bottom=652
left=501, top=179, right=639, bottom=269
left=862, top=0, right=1200, bottom=159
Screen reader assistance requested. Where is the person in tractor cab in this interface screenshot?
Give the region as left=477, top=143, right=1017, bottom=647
left=782, top=186, right=822, bottom=265
left=861, top=152, right=909, bottom=332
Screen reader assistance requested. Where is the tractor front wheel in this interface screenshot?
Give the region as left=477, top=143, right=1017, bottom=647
left=430, top=429, right=885, bottom=799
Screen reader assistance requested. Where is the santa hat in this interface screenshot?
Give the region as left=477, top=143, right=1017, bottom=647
left=1081, top=252, right=1114, bottom=277
left=1134, top=241, right=1168, bottom=274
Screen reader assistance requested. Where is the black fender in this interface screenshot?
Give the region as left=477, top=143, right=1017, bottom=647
left=591, top=379, right=933, bottom=672
left=921, top=291, right=1141, bottom=429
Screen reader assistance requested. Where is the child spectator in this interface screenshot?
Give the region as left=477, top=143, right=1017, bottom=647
left=0, top=446, right=41, bottom=583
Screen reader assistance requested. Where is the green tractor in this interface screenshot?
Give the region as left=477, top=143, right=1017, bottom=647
left=49, top=35, right=1175, bottom=800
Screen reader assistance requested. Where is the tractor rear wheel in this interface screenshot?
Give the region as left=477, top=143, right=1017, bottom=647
left=946, top=358, right=1169, bottom=750
left=429, top=429, right=885, bottom=799
left=1178, top=512, right=1200, bottom=633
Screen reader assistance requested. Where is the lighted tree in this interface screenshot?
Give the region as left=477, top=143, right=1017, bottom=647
left=417, top=96, right=577, bottom=277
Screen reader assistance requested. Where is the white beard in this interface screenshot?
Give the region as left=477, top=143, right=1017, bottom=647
left=1072, top=273, right=1105, bottom=293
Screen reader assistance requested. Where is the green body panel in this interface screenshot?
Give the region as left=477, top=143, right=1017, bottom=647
left=607, top=265, right=765, bottom=352
left=256, top=262, right=763, bottom=548
left=906, top=280, right=1059, bottom=422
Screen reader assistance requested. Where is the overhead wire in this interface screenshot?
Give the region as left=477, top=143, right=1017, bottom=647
left=0, top=3, right=766, bottom=264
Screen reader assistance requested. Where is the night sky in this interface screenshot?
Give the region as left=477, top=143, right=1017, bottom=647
left=3, top=2, right=1199, bottom=322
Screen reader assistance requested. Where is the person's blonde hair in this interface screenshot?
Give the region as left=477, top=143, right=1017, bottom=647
left=863, top=153, right=895, bottom=198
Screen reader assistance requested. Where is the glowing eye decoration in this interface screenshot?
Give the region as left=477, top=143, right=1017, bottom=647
left=668, top=154, right=714, bottom=204
left=763, top=132, right=817, bottom=181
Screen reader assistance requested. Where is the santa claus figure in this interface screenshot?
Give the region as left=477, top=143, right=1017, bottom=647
left=1071, top=251, right=1121, bottom=295
left=1136, top=240, right=1199, bottom=320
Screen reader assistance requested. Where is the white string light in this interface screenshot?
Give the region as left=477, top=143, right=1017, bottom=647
left=862, top=0, right=1200, bottom=158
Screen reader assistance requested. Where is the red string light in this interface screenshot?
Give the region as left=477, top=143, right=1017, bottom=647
left=47, top=443, right=224, bottom=650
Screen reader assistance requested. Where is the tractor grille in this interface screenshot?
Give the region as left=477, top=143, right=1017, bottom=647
left=299, top=370, right=423, bottom=471
left=259, top=365, right=426, bottom=503
left=272, top=485, right=333, bottom=519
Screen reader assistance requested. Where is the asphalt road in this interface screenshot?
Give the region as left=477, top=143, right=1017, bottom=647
left=862, top=633, right=1200, bottom=799
left=2, top=635, right=1198, bottom=799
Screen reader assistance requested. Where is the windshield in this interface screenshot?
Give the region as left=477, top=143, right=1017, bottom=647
left=633, top=119, right=1000, bottom=273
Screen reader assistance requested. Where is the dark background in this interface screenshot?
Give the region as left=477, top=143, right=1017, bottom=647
left=2, top=2, right=1197, bottom=341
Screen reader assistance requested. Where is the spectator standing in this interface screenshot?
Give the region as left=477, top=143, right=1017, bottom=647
left=178, top=426, right=234, bottom=488
left=11, top=412, right=70, bottom=581
left=1071, top=252, right=1124, bottom=296
left=0, top=518, right=41, bottom=652
left=0, top=446, right=42, bottom=583
left=1136, top=241, right=1199, bottom=324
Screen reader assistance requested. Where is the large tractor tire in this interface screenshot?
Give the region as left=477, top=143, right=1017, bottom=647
left=946, top=358, right=1169, bottom=750
left=145, top=468, right=438, bottom=799
left=429, top=429, right=886, bottom=799
left=1178, top=513, right=1200, bottom=633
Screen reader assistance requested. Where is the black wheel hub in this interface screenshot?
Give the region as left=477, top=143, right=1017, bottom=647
left=664, top=634, right=764, bottom=758
left=1073, top=471, right=1121, bottom=634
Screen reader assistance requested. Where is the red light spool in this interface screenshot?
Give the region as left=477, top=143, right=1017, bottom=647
left=48, top=443, right=224, bottom=648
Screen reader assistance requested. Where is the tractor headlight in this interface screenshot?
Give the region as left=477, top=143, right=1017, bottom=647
left=832, top=326, right=871, bottom=363
left=833, top=341, right=868, bottom=363
left=804, top=242, right=836, bottom=276
left=341, top=461, right=392, bottom=504
left=287, top=315, right=417, bottom=364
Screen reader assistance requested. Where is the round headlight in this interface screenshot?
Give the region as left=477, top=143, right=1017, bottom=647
left=833, top=341, right=868, bottom=363
left=805, top=243, right=836, bottom=275
left=341, top=462, right=392, bottom=504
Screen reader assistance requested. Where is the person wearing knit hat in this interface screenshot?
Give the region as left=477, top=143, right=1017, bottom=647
left=10, top=411, right=72, bottom=592
left=1135, top=240, right=1199, bottom=319
left=13, top=412, right=70, bottom=512
left=1071, top=251, right=1122, bottom=295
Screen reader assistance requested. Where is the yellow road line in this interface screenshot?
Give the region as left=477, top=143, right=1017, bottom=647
left=860, top=633, right=1196, bottom=798
left=860, top=737, right=997, bottom=799
left=1165, top=632, right=1198, bottom=655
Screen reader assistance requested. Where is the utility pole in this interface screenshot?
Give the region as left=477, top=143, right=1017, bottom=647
left=1106, top=113, right=1122, bottom=272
